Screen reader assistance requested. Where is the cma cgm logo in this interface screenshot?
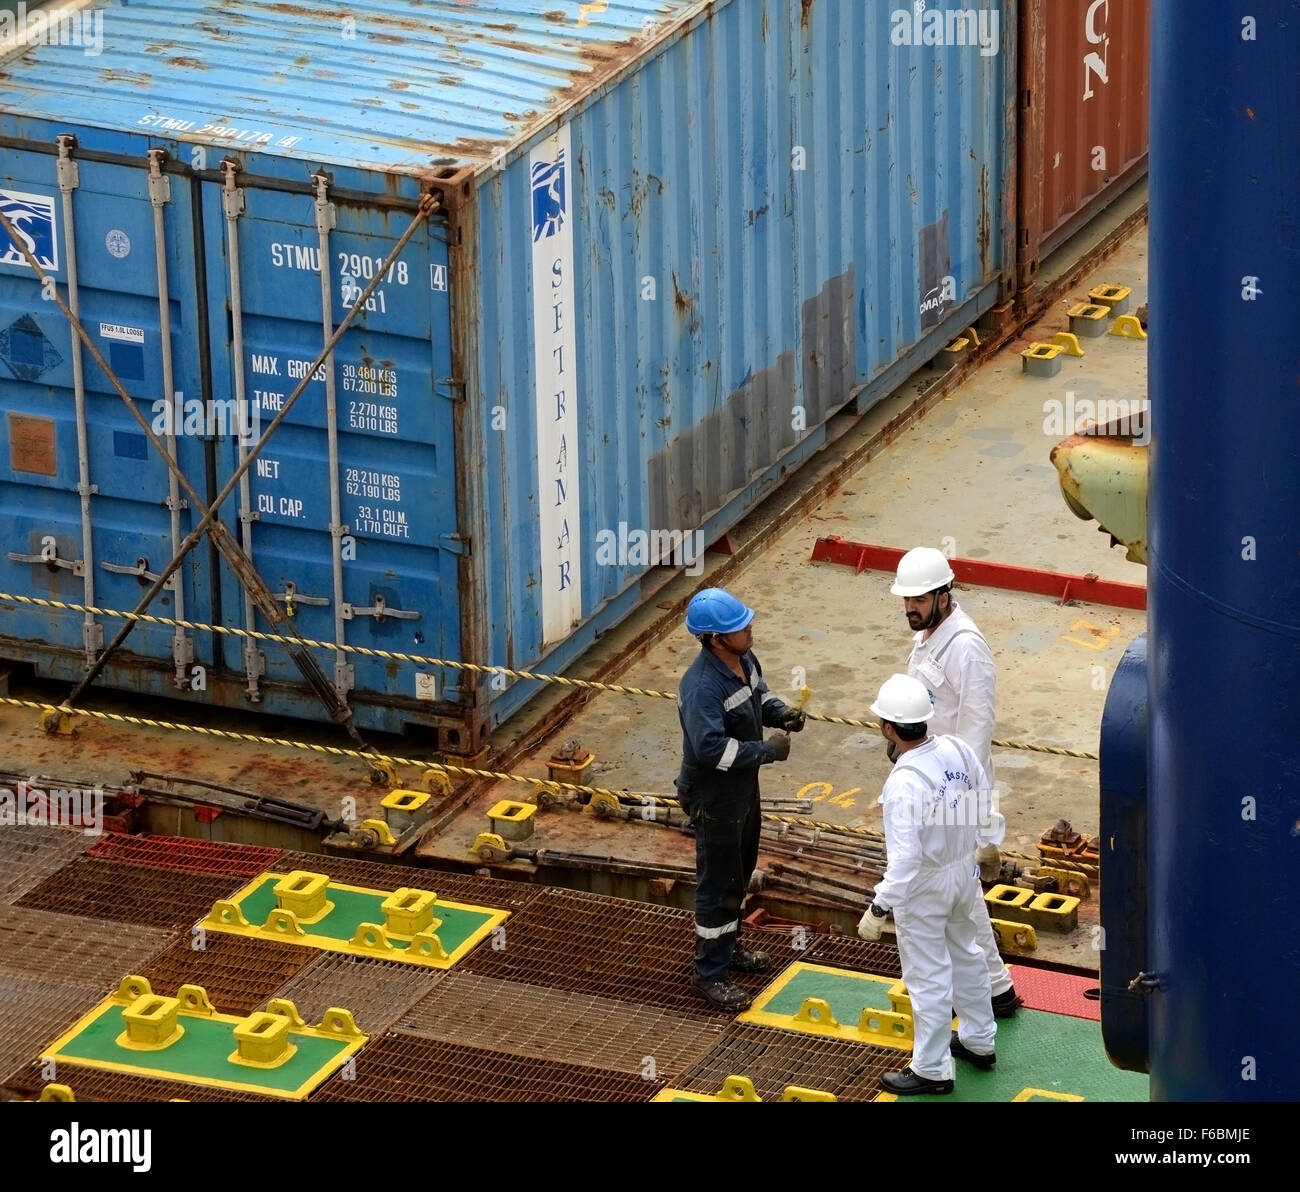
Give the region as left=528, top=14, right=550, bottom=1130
left=531, top=150, right=566, bottom=242
left=0, top=189, right=59, bottom=270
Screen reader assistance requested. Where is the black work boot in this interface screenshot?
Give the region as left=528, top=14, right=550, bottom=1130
left=879, top=1067, right=954, bottom=1095
left=992, top=987, right=1023, bottom=1018
left=691, top=977, right=752, bottom=1012
left=950, top=1031, right=997, bottom=1069
left=729, top=946, right=771, bottom=973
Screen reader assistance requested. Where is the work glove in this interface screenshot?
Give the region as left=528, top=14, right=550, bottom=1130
left=976, top=843, right=1001, bottom=882
left=779, top=707, right=806, bottom=733
left=857, top=903, right=889, bottom=941
left=768, top=731, right=791, bottom=762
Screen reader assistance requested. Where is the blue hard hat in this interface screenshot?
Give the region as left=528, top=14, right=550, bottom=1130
left=685, top=588, right=755, bottom=636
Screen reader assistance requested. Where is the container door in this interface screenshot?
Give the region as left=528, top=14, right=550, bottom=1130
left=202, top=170, right=460, bottom=728
left=0, top=143, right=214, bottom=687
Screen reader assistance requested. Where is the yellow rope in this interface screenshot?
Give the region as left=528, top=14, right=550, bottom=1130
left=0, top=589, right=1099, bottom=760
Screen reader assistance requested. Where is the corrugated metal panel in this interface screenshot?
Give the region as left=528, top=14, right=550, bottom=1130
left=0, top=0, right=704, bottom=173
left=1017, top=0, right=1149, bottom=286
left=0, top=1, right=1014, bottom=746
left=471, top=0, right=1012, bottom=713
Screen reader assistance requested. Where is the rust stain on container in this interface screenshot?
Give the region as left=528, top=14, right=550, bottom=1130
left=1017, top=0, right=1150, bottom=286
left=801, top=0, right=816, bottom=29
left=7, top=414, right=56, bottom=476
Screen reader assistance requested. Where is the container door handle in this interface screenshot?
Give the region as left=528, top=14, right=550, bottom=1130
left=340, top=595, right=419, bottom=623
left=101, top=556, right=177, bottom=590
left=8, top=549, right=85, bottom=577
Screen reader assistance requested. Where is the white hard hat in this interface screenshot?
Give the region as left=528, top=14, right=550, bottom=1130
left=890, top=546, right=956, bottom=596
left=870, top=674, right=934, bottom=724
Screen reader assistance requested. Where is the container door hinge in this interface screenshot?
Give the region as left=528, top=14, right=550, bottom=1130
left=7, top=549, right=85, bottom=577
left=439, top=533, right=470, bottom=556
left=334, top=660, right=356, bottom=699
left=147, top=150, right=172, bottom=206
left=56, top=135, right=79, bottom=191
left=222, top=160, right=246, bottom=219
left=242, top=644, right=265, bottom=702
left=313, top=173, right=337, bottom=234
left=341, top=595, right=419, bottom=623
left=101, top=556, right=179, bottom=592
left=83, top=621, right=104, bottom=657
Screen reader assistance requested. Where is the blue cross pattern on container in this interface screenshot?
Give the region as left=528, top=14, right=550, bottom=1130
left=0, top=189, right=59, bottom=270
left=531, top=150, right=566, bottom=242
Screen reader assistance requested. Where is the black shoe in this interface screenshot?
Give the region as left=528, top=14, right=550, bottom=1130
left=691, top=977, right=752, bottom=1012
left=729, top=946, right=771, bottom=973
left=879, top=1067, right=954, bottom=1096
left=950, top=1031, right=996, bottom=1069
left=992, top=987, right=1023, bottom=1018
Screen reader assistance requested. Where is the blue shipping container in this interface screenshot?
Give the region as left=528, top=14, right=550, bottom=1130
left=0, top=0, right=1015, bottom=752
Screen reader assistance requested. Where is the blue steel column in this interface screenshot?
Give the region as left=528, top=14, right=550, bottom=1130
left=1148, top=2, right=1300, bottom=1100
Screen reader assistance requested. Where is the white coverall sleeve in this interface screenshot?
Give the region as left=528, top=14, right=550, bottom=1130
left=871, top=778, right=923, bottom=913
left=968, top=753, right=1006, bottom=847
left=951, top=637, right=997, bottom=771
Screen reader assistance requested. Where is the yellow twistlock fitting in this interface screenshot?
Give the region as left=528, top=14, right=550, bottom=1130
left=118, top=994, right=185, bottom=1051
left=204, top=900, right=251, bottom=930
left=1050, top=331, right=1086, bottom=356
left=1067, top=302, right=1111, bottom=338
left=229, top=1012, right=296, bottom=1068
left=381, top=887, right=440, bottom=937
left=1109, top=313, right=1147, bottom=339
left=39, top=709, right=75, bottom=735
left=318, top=1008, right=363, bottom=1038
left=986, top=884, right=1034, bottom=909
left=350, top=922, right=407, bottom=958
left=359, top=817, right=398, bottom=846
left=418, top=768, right=452, bottom=798
left=1089, top=283, right=1132, bottom=314
left=406, top=929, right=450, bottom=962
left=176, top=984, right=216, bottom=1017
left=989, top=918, right=1039, bottom=950
left=794, top=997, right=839, bottom=1028
left=263, top=908, right=307, bottom=937
left=716, top=1076, right=762, bottom=1102
left=488, top=798, right=537, bottom=841
left=273, top=871, right=333, bottom=923
left=381, top=788, right=431, bottom=834
left=264, top=998, right=307, bottom=1028
left=856, top=1007, right=914, bottom=1044
left=782, top=1086, right=837, bottom=1102
left=35, top=1084, right=76, bottom=1102
left=886, top=979, right=914, bottom=1017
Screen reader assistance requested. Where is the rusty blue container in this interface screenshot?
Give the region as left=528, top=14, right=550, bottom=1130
left=0, top=0, right=1015, bottom=750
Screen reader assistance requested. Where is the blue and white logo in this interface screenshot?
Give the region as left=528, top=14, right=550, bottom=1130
left=530, top=150, right=567, bottom=243
left=0, top=189, right=59, bottom=271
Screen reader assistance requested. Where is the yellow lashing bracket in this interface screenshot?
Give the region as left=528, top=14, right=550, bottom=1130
left=39, top=707, right=75, bottom=735
left=358, top=818, right=397, bottom=847
left=1109, top=314, right=1147, bottom=339
left=989, top=917, right=1039, bottom=950
left=716, top=1076, right=763, bottom=1102
left=1051, top=331, right=1086, bottom=356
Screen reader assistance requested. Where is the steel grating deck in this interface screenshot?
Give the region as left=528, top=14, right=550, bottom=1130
left=0, top=905, right=177, bottom=989
left=2, top=1059, right=284, bottom=1103
left=85, top=833, right=284, bottom=877
left=0, top=827, right=93, bottom=905
left=672, top=1022, right=905, bottom=1102
left=264, top=953, right=446, bottom=1034
left=310, top=1032, right=665, bottom=1102
left=276, top=850, right=543, bottom=911
left=0, top=973, right=107, bottom=1085
left=459, top=887, right=776, bottom=1016
left=136, top=932, right=320, bottom=1016
left=15, top=858, right=249, bottom=929
left=396, top=971, right=726, bottom=1079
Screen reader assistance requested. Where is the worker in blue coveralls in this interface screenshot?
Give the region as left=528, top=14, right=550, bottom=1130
left=675, top=587, right=804, bottom=1011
